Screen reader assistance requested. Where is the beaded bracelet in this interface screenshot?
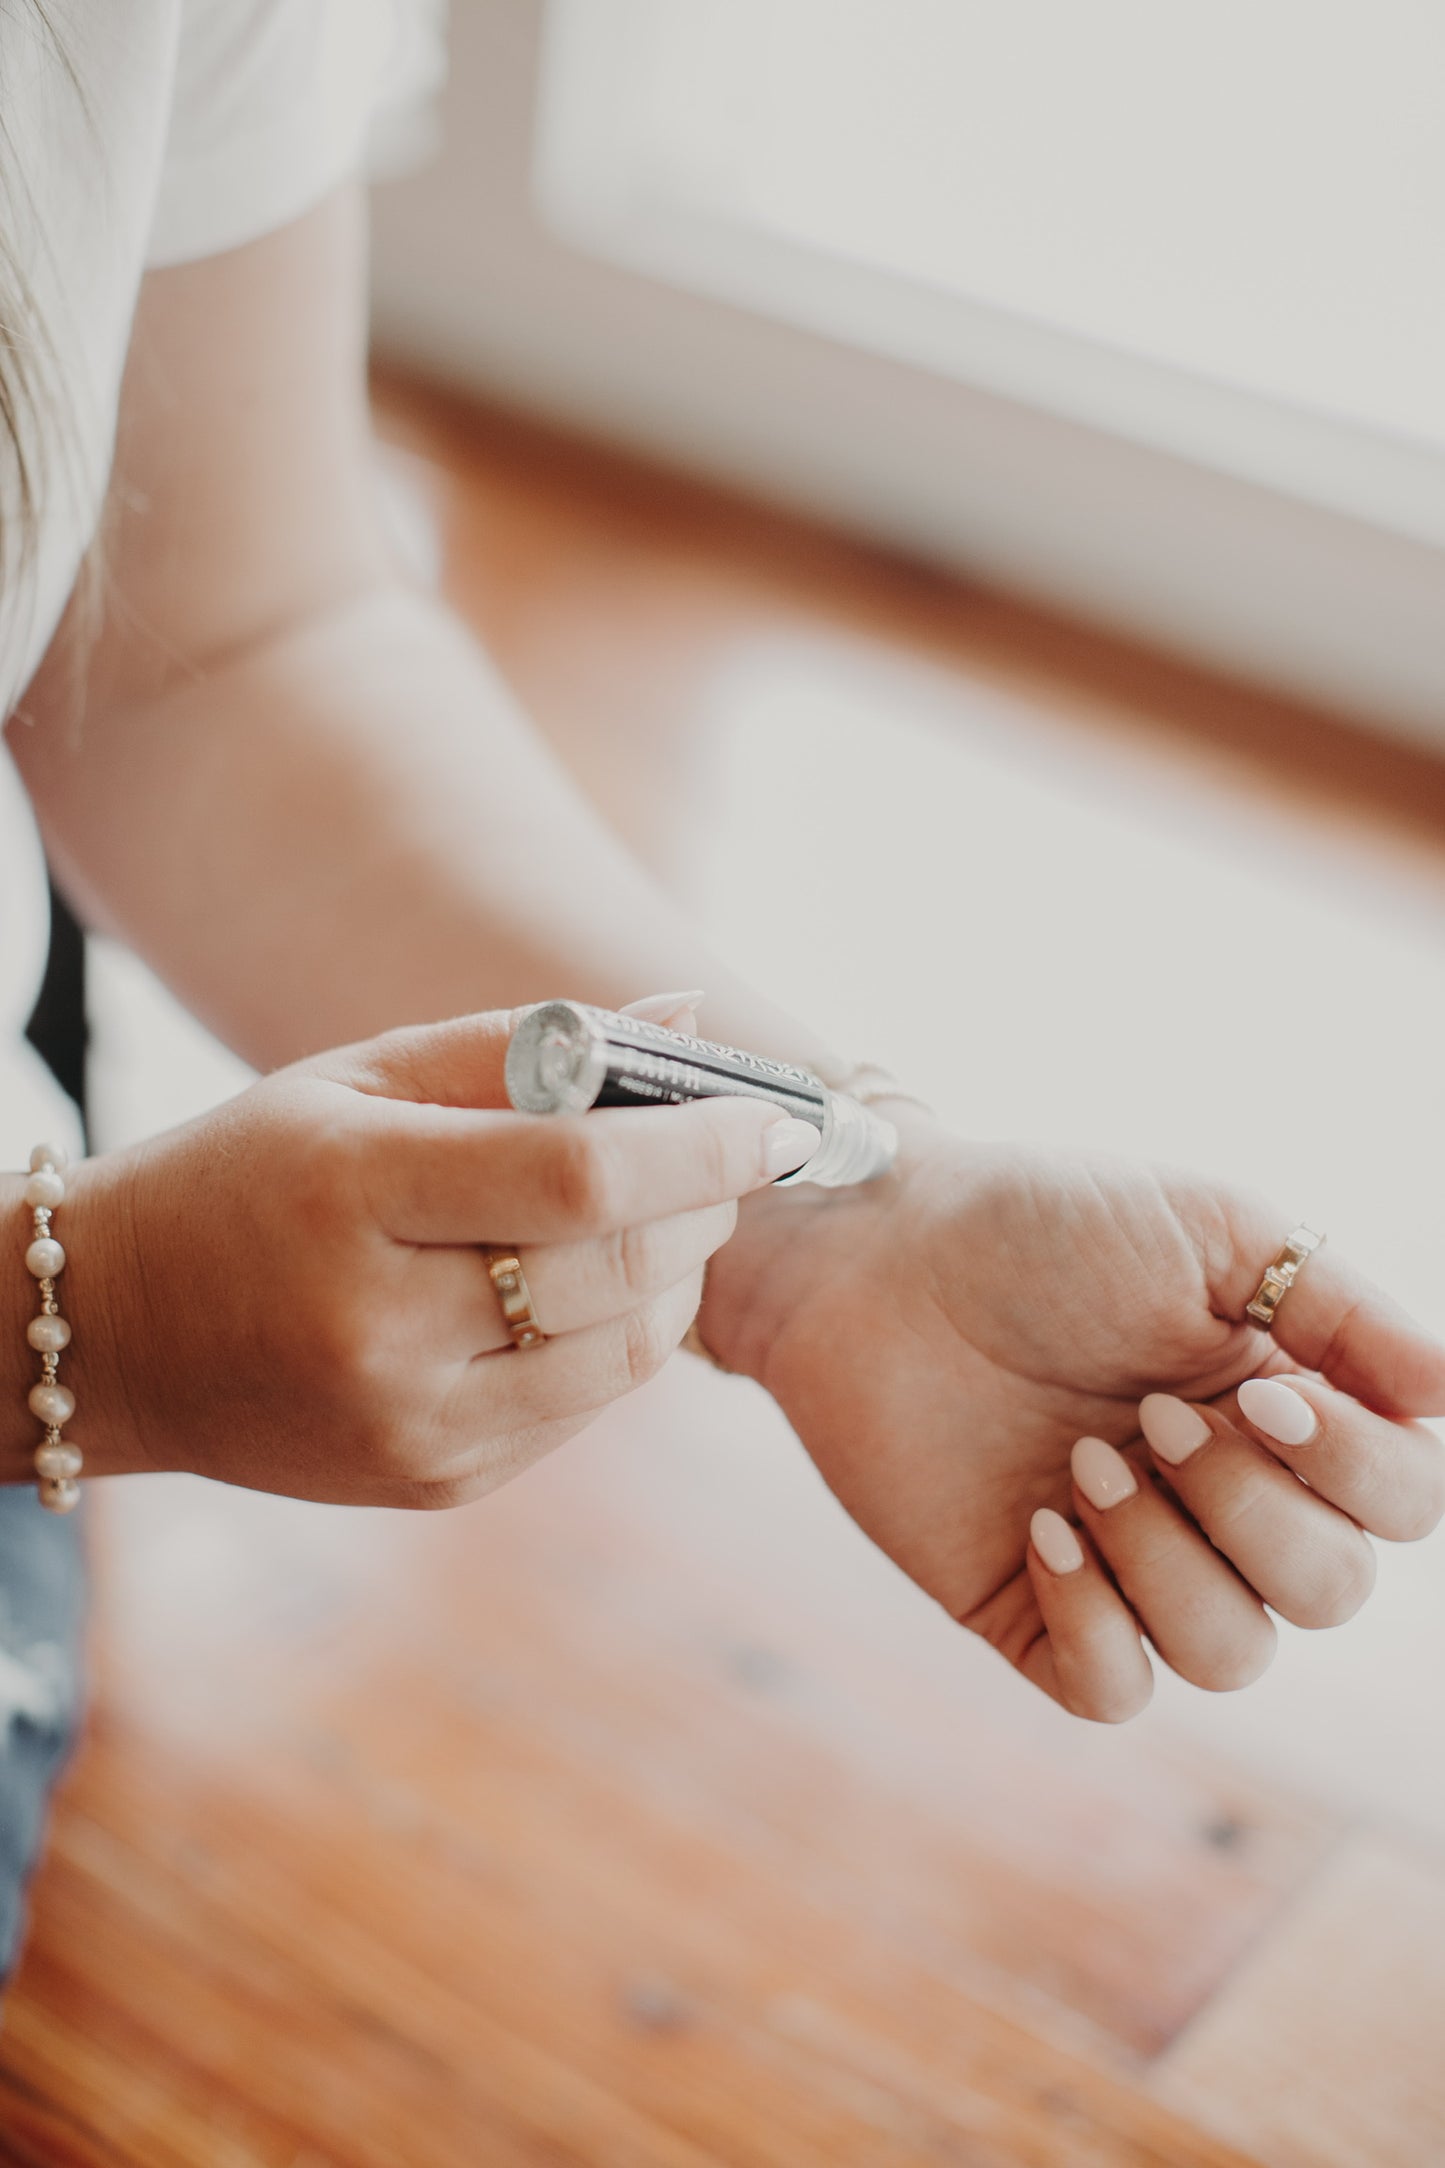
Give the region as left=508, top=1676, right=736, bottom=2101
left=22, top=1144, right=81, bottom=1514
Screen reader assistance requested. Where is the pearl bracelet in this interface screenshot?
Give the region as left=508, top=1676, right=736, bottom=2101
left=22, top=1144, right=81, bottom=1514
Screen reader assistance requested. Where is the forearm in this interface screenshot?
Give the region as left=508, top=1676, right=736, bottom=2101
left=20, top=582, right=833, bottom=1077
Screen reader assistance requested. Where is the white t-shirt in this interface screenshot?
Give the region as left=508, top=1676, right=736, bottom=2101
left=0, top=0, right=443, bottom=1169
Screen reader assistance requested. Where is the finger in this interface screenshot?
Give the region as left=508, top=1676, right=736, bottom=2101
left=456, top=1269, right=706, bottom=1429
left=468, top=1203, right=736, bottom=1352
left=331, top=992, right=703, bottom=1107
left=362, top=1093, right=820, bottom=1243
left=619, top=991, right=704, bottom=1030
left=1209, top=1192, right=1445, bottom=1417
left=1139, top=1394, right=1378, bottom=1628
left=1070, top=1437, right=1275, bottom=1692
left=1232, top=1373, right=1445, bottom=1542
left=323, top=1011, right=517, bottom=1107
left=1023, top=1509, right=1154, bottom=1723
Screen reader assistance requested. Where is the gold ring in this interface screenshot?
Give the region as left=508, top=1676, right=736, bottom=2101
left=1245, top=1224, right=1324, bottom=1329
left=483, top=1249, right=547, bottom=1349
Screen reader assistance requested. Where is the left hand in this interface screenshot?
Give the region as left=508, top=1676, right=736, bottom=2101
left=701, top=1115, right=1445, bottom=1722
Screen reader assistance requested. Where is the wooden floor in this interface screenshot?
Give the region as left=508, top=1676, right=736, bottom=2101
left=3, top=375, right=1443, bottom=2166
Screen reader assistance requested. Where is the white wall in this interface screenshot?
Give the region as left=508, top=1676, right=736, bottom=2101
left=370, top=1, right=1445, bottom=746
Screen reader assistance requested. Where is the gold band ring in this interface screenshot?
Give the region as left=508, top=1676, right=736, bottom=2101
left=483, top=1249, right=547, bottom=1350
left=1245, top=1224, right=1324, bottom=1329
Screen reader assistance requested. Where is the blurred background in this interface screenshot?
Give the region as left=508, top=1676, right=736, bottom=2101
left=378, top=0, right=1445, bottom=736
left=10, top=6, right=1444, bottom=2165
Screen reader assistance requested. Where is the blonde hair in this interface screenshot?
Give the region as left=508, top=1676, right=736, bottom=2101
left=1, top=4, right=99, bottom=713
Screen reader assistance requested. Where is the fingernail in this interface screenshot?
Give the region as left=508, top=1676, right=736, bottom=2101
left=1238, top=1375, right=1318, bottom=1446
left=1031, top=1507, right=1085, bottom=1575
left=1071, top=1435, right=1138, bottom=1510
left=620, top=990, right=705, bottom=1028
left=1139, top=1393, right=1212, bottom=1465
left=760, top=1117, right=821, bottom=1180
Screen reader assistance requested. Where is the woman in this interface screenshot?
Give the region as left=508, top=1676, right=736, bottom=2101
left=2, top=1, right=1442, bottom=1984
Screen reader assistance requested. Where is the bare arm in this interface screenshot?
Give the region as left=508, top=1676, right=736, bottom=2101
left=8, top=186, right=826, bottom=1074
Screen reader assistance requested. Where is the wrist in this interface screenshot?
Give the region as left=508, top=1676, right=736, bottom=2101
left=697, top=1102, right=942, bottom=1384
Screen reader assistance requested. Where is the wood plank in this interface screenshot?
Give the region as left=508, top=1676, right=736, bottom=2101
left=77, top=1372, right=1340, bottom=2061
left=6, top=1728, right=1263, bottom=2168
left=1152, top=1837, right=1445, bottom=2168
left=0, top=1378, right=1300, bottom=2160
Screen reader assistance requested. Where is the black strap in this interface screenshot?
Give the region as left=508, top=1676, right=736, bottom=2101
left=23, top=875, right=88, bottom=1147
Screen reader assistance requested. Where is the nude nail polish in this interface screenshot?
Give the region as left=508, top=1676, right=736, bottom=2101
left=1139, top=1393, right=1212, bottom=1466
left=1237, top=1376, right=1319, bottom=1446
left=1030, top=1507, right=1085, bottom=1575
left=620, top=990, right=706, bottom=1027
left=760, top=1117, right=821, bottom=1180
left=1071, top=1435, right=1138, bottom=1510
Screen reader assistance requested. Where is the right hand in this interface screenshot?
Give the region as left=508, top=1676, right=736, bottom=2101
left=64, top=1011, right=818, bottom=1506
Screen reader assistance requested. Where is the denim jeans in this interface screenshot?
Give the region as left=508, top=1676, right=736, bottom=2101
left=0, top=1485, right=87, bottom=1983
